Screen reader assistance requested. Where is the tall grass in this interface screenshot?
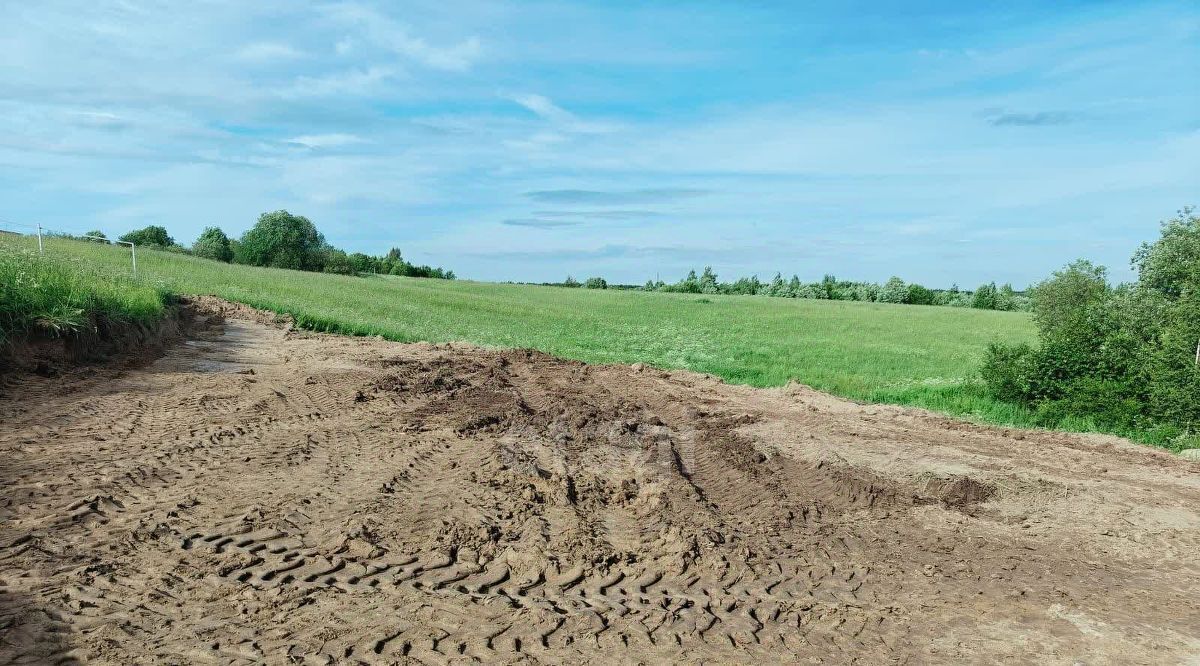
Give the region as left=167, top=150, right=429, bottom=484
left=0, top=240, right=167, bottom=346
left=0, top=235, right=1057, bottom=431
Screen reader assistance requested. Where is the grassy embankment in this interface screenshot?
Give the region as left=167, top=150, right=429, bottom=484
left=1, top=235, right=1075, bottom=434
left=0, top=239, right=168, bottom=349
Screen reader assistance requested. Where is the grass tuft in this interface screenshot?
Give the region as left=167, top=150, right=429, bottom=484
left=0, top=241, right=167, bottom=347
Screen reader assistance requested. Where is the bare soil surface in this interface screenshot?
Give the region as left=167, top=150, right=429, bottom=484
left=2, top=299, right=1199, bottom=664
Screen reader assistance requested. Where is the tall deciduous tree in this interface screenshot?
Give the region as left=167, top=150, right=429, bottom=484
left=119, top=225, right=173, bottom=247
left=235, top=210, right=325, bottom=270
left=192, top=227, right=233, bottom=262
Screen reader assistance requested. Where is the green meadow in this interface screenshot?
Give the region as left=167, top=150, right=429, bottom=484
left=3, top=235, right=1047, bottom=428
left=0, top=238, right=167, bottom=346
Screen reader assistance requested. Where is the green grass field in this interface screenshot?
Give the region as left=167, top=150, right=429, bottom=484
left=4, top=235, right=1054, bottom=429
left=0, top=238, right=167, bottom=346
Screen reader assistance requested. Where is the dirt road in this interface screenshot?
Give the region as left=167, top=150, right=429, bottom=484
left=2, top=299, right=1198, bottom=664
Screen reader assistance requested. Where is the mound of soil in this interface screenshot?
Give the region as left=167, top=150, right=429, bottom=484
left=0, top=296, right=220, bottom=378
left=1, top=299, right=1198, bottom=663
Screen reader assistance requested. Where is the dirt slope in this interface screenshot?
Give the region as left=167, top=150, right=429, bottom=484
left=2, top=299, right=1198, bottom=664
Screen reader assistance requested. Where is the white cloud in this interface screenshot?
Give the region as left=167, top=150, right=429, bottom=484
left=278, top=66, right=397, bottom=98
left=0, top=2, right=1194, bottom=285
left=512, top=94, right=573, bottom=123
left=508, top=93, right=620, bottom=135
left=67, top=111, right=132, bottom=131
left=321, top=3, right=483, bottom=71
left=394, top=35, right=481, bottom=71
left=235, top=42, right=304, bottom=62
left=286, top=133, right=367, bottom=149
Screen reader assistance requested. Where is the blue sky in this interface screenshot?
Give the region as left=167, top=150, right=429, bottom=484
left=1, top=1, right=1196, bottom=286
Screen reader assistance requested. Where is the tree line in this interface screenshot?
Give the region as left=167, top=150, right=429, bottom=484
left=980, top=207, right=1200, bottom=449
left=64, top=210, right=455, bottom=279
left=550, top=268, right=1027, bottom=311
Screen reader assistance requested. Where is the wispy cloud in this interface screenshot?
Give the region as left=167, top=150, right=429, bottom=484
left=322, top=4, right=482, bottom=71
left=533, top=210, right=666, bottom=220
left=466, top=242, right=795, bottom=264
left=525, top=188, right=710, bottom=204
left=0, top=2, right=1195, bottom=286
left=278, top=66, right=396, bottom=99
left=511, top=94, right=573, bottom=123
left=67, top=111, right=132, bottom=131
left=286, top=133, right=367, bottom=149
left=501, top=218, right=582, bottom=228
left=501, top=209, right=666, bottom=229
left=508, top=93, right=619, bottom=134
left=988, top=110, right=1076, bottom=126
left=235, top=42, right=304, bottom=63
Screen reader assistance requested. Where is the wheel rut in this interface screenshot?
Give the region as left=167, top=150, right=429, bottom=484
left=2, top=298, right=1199, bottom=664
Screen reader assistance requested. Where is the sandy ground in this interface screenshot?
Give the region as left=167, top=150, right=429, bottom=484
left=2, top=299, right=1199, bottom=664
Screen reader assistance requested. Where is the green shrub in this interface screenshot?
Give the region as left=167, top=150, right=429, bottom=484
left=878, top=277, right=907, bottom=303
left=321, top=249, right=356, bottom=275
left=192, top=227, right=233, bottom=262
left=971, top=282, right=997, bottom=309
left=727, top=276, right=762, bottom=295
left=119, top=225, right=174, bottom=248
left=979, top=342, right=1036, bottom=403
left=235, top=210, right=325, bottom=271
left=584, top=276, right=608, bottom=289
left=906, top=283, right=935, bottom=305
left=980, top=207, right=1200, bottom=443
left=788, top=275, right=802, bottom=297
left=853, top=283, right=879, bottom=302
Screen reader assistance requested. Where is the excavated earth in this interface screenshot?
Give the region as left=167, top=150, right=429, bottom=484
left=1, top=298, right=1199, bottom=664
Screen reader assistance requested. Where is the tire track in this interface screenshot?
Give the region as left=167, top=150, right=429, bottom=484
left=3, top=299, right=1197, bottom=664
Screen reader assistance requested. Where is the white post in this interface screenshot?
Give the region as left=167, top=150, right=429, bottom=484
left=36, top=224, right=43, bottom=254
left=101, top=238, right=137, bottom=277
left=1195, top=339, right=1199, bottom=367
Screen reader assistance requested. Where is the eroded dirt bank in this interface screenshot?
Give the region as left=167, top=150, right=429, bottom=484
left=1, top=299, right=1198, bottom=664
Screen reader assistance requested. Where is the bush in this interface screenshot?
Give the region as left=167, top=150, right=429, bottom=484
left=852, top=283, right=879, bottom=302
left=235, top=211, right=325, bottom=271
left=321, top=248, right=356, bottom=275
left=192, top=227, right=233, bottom=262
left=1030, top=261, right=1108, bottom=334
left=563, top=275, right=581, bottom=288
left=971, top=282, right=998, bottom=309
left=878, top=277, right=907, bottom=303
left=727, top=275, right=762, bottom=295
left=349, top=253, right=374, bottom=273
left=995, top=284, right=1018, bottom=311
left=119, top=225, right=173, bottom=248
left=979, top=342, right=1036, bottom=403
left=979, top=206, right=1200, bottom=440
left=584, top=276, right=607, bottom=289
left=795, top=283, right=822, bottom=299
left=1134, top=206, right=1200, bottom=299
left=906, top=283, right=935, bottom=305
left=766, top=273, right=788, bottom=297
left=672, top=270, right=701, bottom=294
